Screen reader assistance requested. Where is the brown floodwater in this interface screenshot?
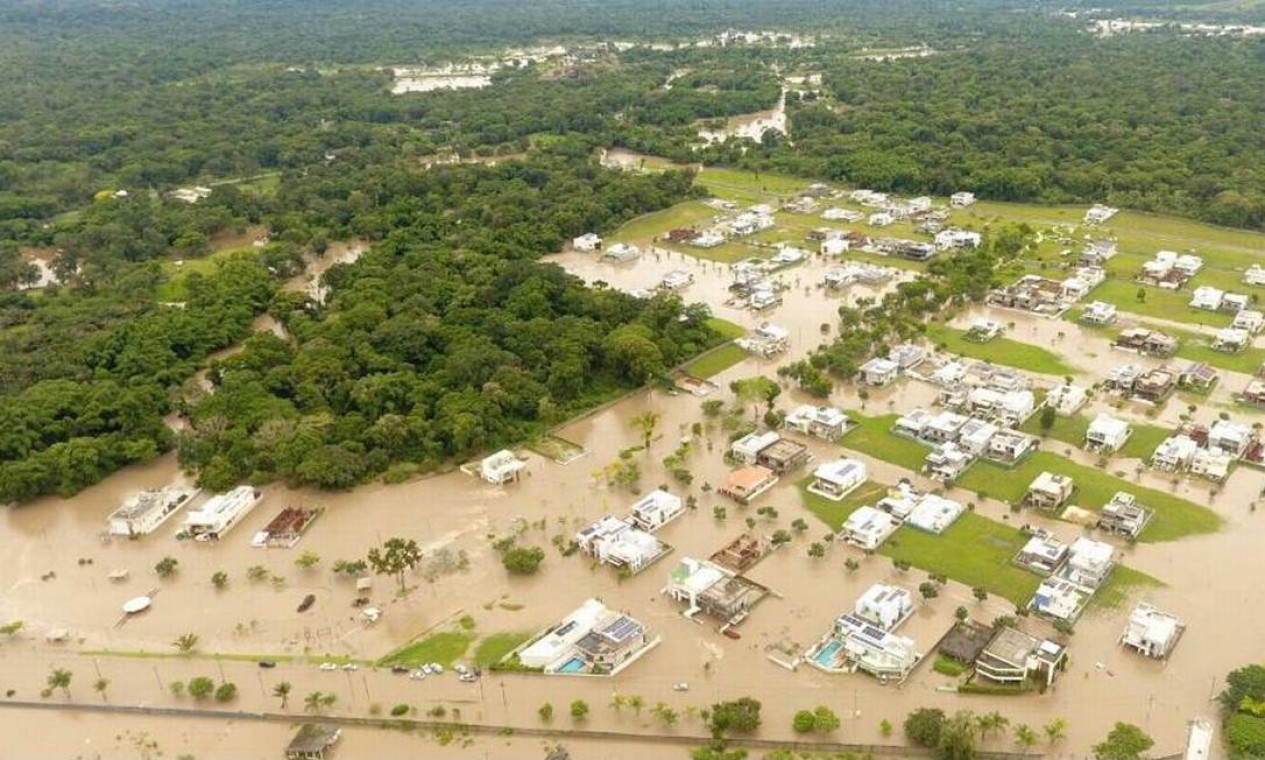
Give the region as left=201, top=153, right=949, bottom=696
left=2, top=246, right=1254, bottom=757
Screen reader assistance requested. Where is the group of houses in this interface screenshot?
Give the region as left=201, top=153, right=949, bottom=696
left=988, top=267, right=1105, bottom=317
left=1138, top=251, right=1203, bottom=289
left=1029, top=536, right=1116, bottom=622
left=574, top=489, right=684, bottom=574
left=1151, top=418, right=1261, bottom=481
left=719, top=429, right=811, bottom=504
left=1190, top=285, right=1251, bottom=313
left=939, top=621, right=1068, bottom=689
left=821, top=262, right=895, bottom=289
left=892, top=406, right=1038, bottom=482
left=858, top=344, right=927, bottom=387
left=1101, top=361, right=1218, bottom=400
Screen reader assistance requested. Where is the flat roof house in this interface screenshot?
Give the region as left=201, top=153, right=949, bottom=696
left=920, top=411, right=969, bottom=444
left=182, top=486, right=262, bottom=541
left=854, top=583, right=915, bottom=630
left=108, top=486, right=199, bottom=537
left=755, top=438, right=810, bottom=474
left=1080, top=301, right=1118, bottom=325
left=975, top=627, right=1066, bottom=687
left=890, top=343, right=926, bottom=370
left=893, top=408, right=933, bottom=438
left=663, top=557, right=767, bottom=625
left=1133, top=368, right=1177, bottom=403
left=1025, top=472, right=1075, bottom=510
left=816, top=612, right=919, bottom=681
left=1120, top=602, right=1184, bottom=660
left=808, top=458, right=868, bottom=502
left=1085, top=204, right=1118, bottom=224
left=1180, top=362, right=1219, bottom=392
left=629, top=489, right=684, bottom=532
left=1246, top=264, right=1265, bottom=287
left=987, top=429, right=1038, bottom=464
left=1190, top=448, right=1233, bottom=482
left=784, top=405, right=849, bottom=441
left=860, top=357, right=899, bottom=387
left=518, top=598, right=655, bottom=675
left=935, top=229, right=981, bottom=250
left=572, top=233, right=602, bottom=252
left=1086, top=414, right=1132, bottom=453
left=731, top=431, right=781, bottom=464
left=1190, top=286, right=1225, bottom=311
left=1062, top=537, right=1115, bottom=589
left=839, top=506, right=899, bottom=550
left=574, top=516, right=667, bottom=573
left=1152, top=434, right=1200, bottom=471
left=950, top=191, right=976, bottom=207
left=719, top=465, right=780, bottom=504
left=1208, top=419, right=1253, bottom=457
left=904, top=493, right=964, bottom=534
left=924, top=442, right=974, bottom=482
left=1113, top=327, right=1179, bottom=357
left=1097, top=492, right=1152, bottom=538
left=1213, top=328, right=1251, bottom=353
left=660, top=270, right=694, bottom=290
left=868, top=211, right=894, bottom=227
left=481, top=450, right=527, bottom=485
left=1031, top=577, right=1089, bottom=621
left=1015, top=535, right=1069, bottom=575
left=603, top=242, right=642, bottom=261
left=1047, top=384, right=1088, bottom=416
left=1241, top=378, right=1265, bottom=406
left=1233, top=309, right=1265, bottom=334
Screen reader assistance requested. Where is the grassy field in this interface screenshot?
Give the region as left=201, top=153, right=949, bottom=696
left=840, top=412, right=929, bottom=471
left=473, top=632, right=533, bottom=667
left=1087, top=565, right=1164, bottom=614
left=878, top=513, right=1041, bottom=606
left=1168, top=326, right=1265, bottom=375
left=156, top=247, right=256, bottom=302
left=797, top=478, right=889, bottom=529
left=608, top=200, right=719, bottom=244
left=696, top=167, right=811, bottom=203
left=957, top=452, right=1221, bottom=542
left=1021, top=414, right=1171, bottom=461
left=379, top=631, right=473, bottom=667
left=925, top=324, right=1077, bottom=376
left=686, top=343, right=748, bottom=378
left=1090, top=280, right=1234, bottom=327
left=707, top=317, right=747, bottom=340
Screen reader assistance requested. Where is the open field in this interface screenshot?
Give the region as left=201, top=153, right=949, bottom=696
left=797, top=478, right=889, bottom=529
left=1021, top=414, right=1172, bottom=462
left=1089, top=280, right=1235, bottom=327
left=877, top=513, right=1041, bottom=606
left=958, top=453, right=1221, bottom=542
left=841, top=412, right=930, bottom=471
left=607, top=199, right=719, bottom=244
left=379, top=631, right=474, bottom=667
left=706, top=317, right=747, bottom=340
left=685, top=343, right=748, bottom=378
left=473, top=631, right=533, bottom=667
left=696, top=167, right=811, bottom=202
left=156, top=248, right=257, bottom=302
left=925, top=324, right=1077, bottom=376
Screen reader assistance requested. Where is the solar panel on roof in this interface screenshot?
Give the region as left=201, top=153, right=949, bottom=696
left=602, top=616, right=643, bottom=642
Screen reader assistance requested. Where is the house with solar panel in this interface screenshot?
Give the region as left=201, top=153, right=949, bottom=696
left=805, top=583, right=921, bottom=683
left=513, top=598, right=659, bottom=676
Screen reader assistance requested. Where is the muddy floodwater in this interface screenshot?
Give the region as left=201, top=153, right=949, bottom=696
left=698, top=90, right=788, bottom=144
left=3, top=244, right=1260, bottom=757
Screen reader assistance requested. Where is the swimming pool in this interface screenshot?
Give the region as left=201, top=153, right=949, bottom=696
left=558, top=657, right=586, bottom=674
left=814, top=640, right=843, bottom=667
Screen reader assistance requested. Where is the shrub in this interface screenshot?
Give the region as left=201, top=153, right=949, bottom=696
left=391, top=703, right=410, bottom=717
left=904, top=707, right=946, bottom=747
left=502, top=546, right=545, bottom=575
left=214, top=682, right=237, bottom=702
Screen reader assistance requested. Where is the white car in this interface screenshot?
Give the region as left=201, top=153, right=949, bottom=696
left=408, top=670, right=426, bottom=681
left=342, top=663, right=359, bottom=671
left=318, top=662, right=338, bottom=671
left=429, top=663, right=444, bottom=675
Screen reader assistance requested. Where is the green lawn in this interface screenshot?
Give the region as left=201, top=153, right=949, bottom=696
left=1021, top=414, right=1171, bottom=461
left=957, top=452, right=1220, bottom=542
left=379, top=631, right=473, bottom=667
left=473, top=632, right=533, bottom=667
left=879, top=513, right=1041, bottom=606
left=840, top=412, right=929, bottom=471
left=696, top=167, right=811, bottom=203
left=1090, top=279, right=1234, bottom=327
left=1087, top=565, right=1164, bottom=613
left=707, top=317, right=747, bottom=340
left=156, top=247, right=256, bottom=302
left=925, top=324, right=1077, bottom=376
left=797, top=478, right=889, bottom=529
left=686, top=343, right=748, bottom=378
left=609, top=200, right=719, bottom=244
left=1169, top=327, right=1265, bottom=375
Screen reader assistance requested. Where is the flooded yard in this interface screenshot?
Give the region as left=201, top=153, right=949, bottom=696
left=698, top=89, right=788, bottom=144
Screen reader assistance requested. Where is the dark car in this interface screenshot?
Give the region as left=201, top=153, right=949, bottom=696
left=391, top=665, right=409, bottom=674
left=258, top=660, right=277, bottom=669
left=297, top=594, right=316, bottom=613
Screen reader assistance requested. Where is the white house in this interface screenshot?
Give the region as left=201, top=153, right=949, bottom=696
left=808, top=458, right=868, bottom=502
left=182, top=486, right=262, bottom=541
left=924, top=442, right=973, bottom=482
left=839, top=506, right=898, bottom=550
left=1233, top=309, right=1265, bottom=334
left=904, top=493, right=964, bottom=534
left=821, top=238, right=850, bottom=256
left=1085, top=204, right=1118, bottom=224
left=784, top=405, right=849, bottom=440
left=691, top=231, right=725, bottom=248
left=893, top=408, right=933, bottom=438
left=975, top=627, right=1066, bottom=688
left=1245, top=265, right=1265, bottom=287
left=1208, top=419, right=1253, bottom=457
left=1120, top=602, right=1184, bottom=659
left=957, top=420, right=999, bottom=454
left=908, top=196, right=933, bottom=214
left=1152, top=435, right=1200, bottom=471
left=1190, top=286, right=1225, bottom=311
left=1085, top=414, right=1132, bottom=453
left=1224, top=292, right=1251, bottom=312
left=1062, top=537, right=1115, bottom=589
left=854, top=584, right=914, bottom=630
left=575, top=516, right=666, bottom=573
left=1080, top=301, right=1118, bottom=325
left=859, top=357, right=899, bottom=387
left=1026, top=471, right=1076, bottom=510
left=1175, top=254, right=1203, bottom=278
left=920, top=411, right=969, bottom=444
left=1213, top=328, right=1251, bottom=353
left=603, top=242, right=642, bottom=261
left=519, top=599, right=608, bottom=668
left=934, top=229, right=982, bottom=251
left=107, top=486, right=199, bottom=537
left=629, top=489, right=684, bottom=531
left=821, top=207, right=864, bottom=222
left=1032, top=577, right=1088, bottom=620
left=748, top=287, right=780, bottom=311
left=1015, top=535, right=1069, bottom=575
left=1046, top=384, right=1088, bottom=416
left=481, top=450, right=527, bottom=484
left=572, top=233, right=602, bottom=252
left=987, top=429, right=1037, bottom=463
left=660, top=270, right=694, bottom=290
left=1190, top=448, right=1234, bottom=482
left=950, top=191, right=976, bottom=208
left=731, top=431, right=781, bottom=464
left=868, top=212, right=894, bottom=228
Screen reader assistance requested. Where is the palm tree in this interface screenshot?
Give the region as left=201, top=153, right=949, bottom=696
left=977, top=711, right=1009, bottom=740
left=630, top=411, right=661, bottom=453
left=172, top=633, right=200, bottom=654
left=47, top=667, right=72, bottom=699
left=1014, top=724, right=1038, bottom=753
left=609, top=693, right=627, bottom=713
left=628, top=695, right=645, bottom=716
left=273, top=681, right=292, bottom=709
left=92, top=677, right=109, bottom=702
left=304, top=691, right=325, bottom=713
left=1045, top=717, right=1068, bottom=746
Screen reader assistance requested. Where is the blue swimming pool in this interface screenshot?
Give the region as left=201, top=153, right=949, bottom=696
left=814, top=640, right=843, bottom=667
left=558, top=657, right=586, bottom=674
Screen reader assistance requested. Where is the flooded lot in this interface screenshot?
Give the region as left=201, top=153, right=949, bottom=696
left=698, top=90, right=788, bottom=144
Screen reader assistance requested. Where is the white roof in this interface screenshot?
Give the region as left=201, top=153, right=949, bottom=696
left=755, top=322, right=789, bottom=341
left=1069, top=537, right=1114, bottom=567
left=813, top=458, right=867, bottom=485
left=905, top=494, right=964, bottom=533
left=861, top=356, right=898, bottom=374
left=1021, top=535, right=1068, bottom=561
left=631, top=489, right=682, bottom=517
left=733, top=431, right=780, bottom=456
left=1155, top=435, right=1199, bottom=460
left=843, top=506, right=896, bottom=533
left=787, top=405, right=847, bottom=427
left=1210, top=418, right=1252, bottom=441
left=184, top=486, right=257, bottom=529
left=1088, top=414, right=1130, bottom=439
left=671, top=557, right=728, bottom=595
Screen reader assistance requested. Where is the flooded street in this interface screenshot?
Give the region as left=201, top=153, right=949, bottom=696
left=1, top=243, right=1257, bottom=758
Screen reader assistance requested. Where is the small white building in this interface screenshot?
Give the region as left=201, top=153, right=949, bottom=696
left=1080, top=301, right=1118, bottom=325
left=1224, top=292, right=1251, bottom=312
left=772, top=244, right=807, bottom=264
left=839, top=506, right=899, bottom=550
left=572, top=233, right=603, bottom=252
left=1086, top=414, right=1132, bottom=453
left=854, top=583, right=915, bottom=630
left=808, top=458, right=868, bottom=502
left=731, top=431, right=781, bottom=464
left=904, top=493, right=964, bottom=534
left=1062, top=537, right=1115, bottom=589
left=1208, top=419, right=1253, bottom=457
left=821, top=238, right=850, bottom=256
left=859, top=357, right=899, bottom=387
left=1085, top=204, right=1118, bottom=224
left=934, top=229, right=982, bottom=250
left=748, top=287, right=780, bottom=311
left=925, top=442, right=974, bottom=482
left=660, top=270, right=694, bottom=290
left=481, top=450, right=527, bottom=484
left=629, top=489, right=685, bottom=532
left=691, top=231, right=725, bottom=248
left=950, top=191, right=976, bottom=208
left=821, top=207, right=864, bottom=222
left=1152, top=434, right=1200, bottom=470
left=1190, top=448, right=1234, bottom=482
left=784, top=405, right=849, bottom=440
left=1046, top=384, right=1088, bottom=416
left=1233, top=309, right=1265, bottom=334
left=1015, top=535, right=1069, bottom=575
left=575, top=516, right=666, bottom=573
left=1190, top=286, right=1225, bottom=311
left=603, top=242, right=642, bottom=261
left=1213, top=328, right=1251, bottom=353
left=182, top=486, right=262, bottom=541
left=920, top=411, right=970, bottom=444
left=987, top=429, right=1038, bottom=463
left=867, top=212, right=894, bottom=228
left=1245, top=265, right=1265, bottom=287
left=1026, top=471, right=1076, bottom=510
left=1031, top=577, right=1088, bottom=620
left=893, top=408, right=933, bottom=438
left=108, top=486, right=199, bottom=537
left=1120, top=602, right=1184, bottom=659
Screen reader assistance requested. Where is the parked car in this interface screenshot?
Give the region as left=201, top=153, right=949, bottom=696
left=258, top=660, right=277, bottom=669
left=342, top=663, right=359, bottom=671
left=318, top=662, right=338, bottom=671
left=297, top=594, right=316, bottom=613
left=391, top=665, right=409, bottom=675
left=408, top=670, right=426, bottom=681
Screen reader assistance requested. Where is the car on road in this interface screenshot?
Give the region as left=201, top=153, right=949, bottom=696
left=408, top=669, right=426, bottom=680
left=258, top=660, right=277, bottom=669
left=391, top=665, right=408, bottom=674
left=318, top=662, right=338, bottom=671
left=342, top=663, right=359, bottom=671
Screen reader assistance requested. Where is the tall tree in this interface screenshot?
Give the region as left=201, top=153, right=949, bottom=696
left=367, top=537, right=423, bottom=592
